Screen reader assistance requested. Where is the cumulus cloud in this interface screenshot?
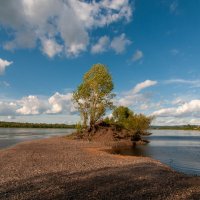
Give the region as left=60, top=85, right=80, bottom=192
left=41, top=38, right=63, bottom=58
left=0, top=58, right=13, bottom=74
left=0, top=92, right=75, bottom=117
left=47, top=92, right=74, bottom=114
left=16, top=96, right=48, bottom=115
left=4, top=30, right=36, bottom=50
left=116, top=93, right=147, bottom=107
left=116, top=80, right=157, bottom=107
left=152, top=100, right=200, bottom=118
left=132, top=50, right=143, bottom=62
left=91, top=33, right=131, bottom=54
left=91, top=36, right=110, bottom=54
left=110, top=33, right=131, bottom=54
left=0, top=102, right=17, bottom=116
left=0, top=0, right=132, bottom=57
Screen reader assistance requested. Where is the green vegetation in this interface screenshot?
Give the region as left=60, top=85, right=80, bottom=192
left=105, top=106, right=153, bottom=139
left=73, top=64, right=115, bottom=131
left=151, top=124, right=200, bottom=131
left=0, top=121, right=75, bottom=129
left=72, top=64, right=153, bottom=143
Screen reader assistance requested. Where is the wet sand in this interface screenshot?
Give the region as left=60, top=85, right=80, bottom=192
left=0, top=137, right=199, bottom=200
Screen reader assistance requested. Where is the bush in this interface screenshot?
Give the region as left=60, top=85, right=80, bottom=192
left=107, top=106, right=153, bottom=139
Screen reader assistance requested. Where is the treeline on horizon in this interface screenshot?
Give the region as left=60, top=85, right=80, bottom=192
left=0, top=121, right=75, bottom=129
left=151, top=124, right=200, bottom=130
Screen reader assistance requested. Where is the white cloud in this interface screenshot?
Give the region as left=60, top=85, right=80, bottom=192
left=0, top=92, right=75, bottom=117
left=0, top=102, right=17, bottom=116
left=116, top=80, right=157, bottom=107
left=4, top=30, right=36, bottom=50
left=0, top=114, right=79, bottom=124
left=91, top=33, right=131, bottom=54
left=101, top=0, right=131, bottom=11
left=47, top=92, right=75, bottom=114
left=132, top=50, right=143, bottom=61
left=152, top=117, right=200, bottom=126
left=0, top=0, right=132, bottom=57
left=139, top=104, right=149, bottom=110
left=91, top=36, right=110, bottom=54
left=7, top=115, right=15, bottom=120
left=110, top=33, right=131, bottom=54
left=41, top=38, right=63, bottom=58
left=133, top=80, right=157, bottom=94
left=171, top=97, right=186, bottom=105
left=16, top=96, right=48, bottom=115
left=0, top=58, right=13, bottom=75
left=116, top=93, right=146, bottom=107
left=152, top=100, right=200, bottom=118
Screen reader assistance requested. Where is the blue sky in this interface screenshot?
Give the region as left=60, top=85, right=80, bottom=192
left=0, top=0, right=200, bottom=125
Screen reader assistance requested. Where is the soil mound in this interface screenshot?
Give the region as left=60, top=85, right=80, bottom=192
left=71, top=121, right=150, bottom=148
left=75, top=122, right=127, bottom=140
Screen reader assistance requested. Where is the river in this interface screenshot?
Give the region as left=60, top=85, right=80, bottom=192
left=131, top=129, right=200, bottom=176
left=0, top=128, right=74, bottom=149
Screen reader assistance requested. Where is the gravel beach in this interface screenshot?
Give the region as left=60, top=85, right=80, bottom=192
left=0, top=137, right=199, bottom=200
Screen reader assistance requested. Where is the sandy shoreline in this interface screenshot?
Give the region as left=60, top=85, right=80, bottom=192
left=0, top=137, right=199, bottom=200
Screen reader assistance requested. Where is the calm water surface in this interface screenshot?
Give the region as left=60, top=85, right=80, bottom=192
left=131, top=130, right=200, bottom=176
left=0, top=128, right=74, bottom=149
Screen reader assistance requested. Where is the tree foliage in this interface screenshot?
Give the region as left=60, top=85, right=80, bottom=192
left=73, top=64, right=115, bottom=130
left=109, top=106, right=153, bottom=135
left=112, top=106, right=133, bottom=128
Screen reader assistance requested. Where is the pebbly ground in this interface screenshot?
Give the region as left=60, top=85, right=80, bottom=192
left=0, top=137, right=199, bottom=200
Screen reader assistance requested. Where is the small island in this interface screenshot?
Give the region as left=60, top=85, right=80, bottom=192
left=71, top=64, right=153, bottom=149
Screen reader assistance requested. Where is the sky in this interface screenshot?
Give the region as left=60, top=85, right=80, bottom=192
left=0, top=0, right=200, bottom=125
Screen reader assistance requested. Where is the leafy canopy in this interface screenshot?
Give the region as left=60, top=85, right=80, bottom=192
left=109, top=106, right=153, bottom=135
left=73, top=64, right=115, bottom=129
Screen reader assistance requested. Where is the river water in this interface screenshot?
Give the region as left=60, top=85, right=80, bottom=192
left=0, top=128, right=199, bottom=176
left=0, top=128, right=74, bottom=149
left=132, top=129, right=200, bottom=176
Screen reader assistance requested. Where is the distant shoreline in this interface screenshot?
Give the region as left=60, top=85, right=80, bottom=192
left=151, top=125, right=200, bottom=131
left=1, top=121, right=200, bottom=131
left=0, top=121, right=75, bottom=129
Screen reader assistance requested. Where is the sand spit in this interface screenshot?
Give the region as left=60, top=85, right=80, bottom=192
left=0, top=137, right=199, bottom=200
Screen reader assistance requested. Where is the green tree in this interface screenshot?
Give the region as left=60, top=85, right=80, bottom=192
left=112, top=106, right=133, bottom=127
left=73, top=64, right=115, bottom=130
left=127, top=114, right=153, bottom=135
left=110, top=106, right=153, bottom=137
